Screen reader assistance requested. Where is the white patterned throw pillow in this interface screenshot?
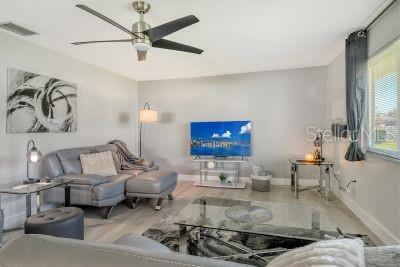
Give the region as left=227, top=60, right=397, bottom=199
left=80, top=151, right=117, bottom=177
left=267, top=238, right=365, bottom=267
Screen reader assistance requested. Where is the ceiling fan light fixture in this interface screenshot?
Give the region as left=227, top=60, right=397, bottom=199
left=134, top=42, right=151, bottom=51
left=72, top=2, right=203, bottom=62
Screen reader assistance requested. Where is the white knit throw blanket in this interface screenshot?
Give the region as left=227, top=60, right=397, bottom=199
left=267, top=238, right=365, bottom=267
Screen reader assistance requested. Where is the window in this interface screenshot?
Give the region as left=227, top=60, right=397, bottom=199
left=366, top=38, right=400, bottom=159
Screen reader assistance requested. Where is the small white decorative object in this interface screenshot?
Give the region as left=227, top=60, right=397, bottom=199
left=225, top=176, right=235, bottom=185
left=252, top=164, right=272, bottom=176
left=207, top=161, right=215, bottom=169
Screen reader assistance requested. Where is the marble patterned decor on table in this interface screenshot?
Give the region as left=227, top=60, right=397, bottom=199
left=225, top=205, right=274, bottom=224
left=142, top=216, right=375, bottom=267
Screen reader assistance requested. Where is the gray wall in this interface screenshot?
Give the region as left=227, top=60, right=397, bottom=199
left=324, top=5, right=400, bottom=245
left=0, top=32, right=138, bottom=228
left=368, top=1, right=400, bottom=56
left=138, top=67, right=327, bottom=178
left=326, top=51, right=400, bottom=245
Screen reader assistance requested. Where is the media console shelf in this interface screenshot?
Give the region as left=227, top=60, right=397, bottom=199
left=193, top=158, right=247, bottom=189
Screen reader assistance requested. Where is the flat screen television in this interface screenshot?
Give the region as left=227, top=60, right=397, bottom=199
left=190, top=121, right=251, bottom=157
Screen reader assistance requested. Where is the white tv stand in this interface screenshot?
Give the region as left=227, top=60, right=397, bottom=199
left=193, top=157, right=247, bottom=189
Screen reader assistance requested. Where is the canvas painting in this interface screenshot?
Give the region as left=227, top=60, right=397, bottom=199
left=6, top=68, right=77, bottom=133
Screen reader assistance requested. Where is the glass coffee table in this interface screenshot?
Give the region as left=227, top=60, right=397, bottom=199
left=174, top=197, right=341, bottom=254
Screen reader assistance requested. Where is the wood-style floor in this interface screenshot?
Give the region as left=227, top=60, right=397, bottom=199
left=4, top=181, right=383, bottom=246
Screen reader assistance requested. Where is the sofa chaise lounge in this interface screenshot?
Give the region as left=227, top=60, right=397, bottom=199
left=41, top=144, right=177, bottom=218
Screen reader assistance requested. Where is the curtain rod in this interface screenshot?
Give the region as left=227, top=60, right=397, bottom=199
left=366, top=0, right=398, bottom=30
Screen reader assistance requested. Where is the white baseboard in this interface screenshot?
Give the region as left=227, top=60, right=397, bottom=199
left=178, top=175, right=318, bottom=186
left=333, top=190, right=400, bottom=245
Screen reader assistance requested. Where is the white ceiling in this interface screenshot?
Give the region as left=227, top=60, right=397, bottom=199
left=0, top=0, right=389, bottom=81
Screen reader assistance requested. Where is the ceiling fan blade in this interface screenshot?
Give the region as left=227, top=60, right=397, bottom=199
left=152, top=39, right=203, bottom=54
left=143, top=15, right=199, bottom=42
left=137, top=51, right=147, bottom=61
left=76, top=4, right=140, bottom=38
left=71, top=39, right=132, bottom=45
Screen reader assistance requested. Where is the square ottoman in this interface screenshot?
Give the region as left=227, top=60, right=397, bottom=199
left=125, top=170, right=178, bottom=210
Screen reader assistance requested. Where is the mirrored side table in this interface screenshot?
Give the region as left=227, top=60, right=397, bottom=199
left=288, top=159, right=334, bottom=201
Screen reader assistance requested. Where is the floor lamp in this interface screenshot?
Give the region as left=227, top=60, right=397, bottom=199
left=139, top=103, right=158, bottom=158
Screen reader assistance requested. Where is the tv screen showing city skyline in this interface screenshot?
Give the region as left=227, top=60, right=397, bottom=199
left=190, top=121, right=252, bottom=157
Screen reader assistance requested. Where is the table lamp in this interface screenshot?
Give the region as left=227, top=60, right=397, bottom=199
left=25, top=140, right=42, bottom=184
left=139, top=103, right=158, bottom=157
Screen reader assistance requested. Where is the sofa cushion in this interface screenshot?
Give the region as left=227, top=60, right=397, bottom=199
left=113, top=234, right=171, bottom=254
left=41, top=153, right=64, bottom=178
left=61, top=160, right=83, bottom=174
left=57, top=147, right=92, bottom=174
left=92, top=174, right=133, bottom=200
left=55, top=174, right=110, bottom=186
left=90, top=144, right=121, bottom=171
left=126, top=171, right=177, bottom=194
left=80, top=151, right=117, bottom=176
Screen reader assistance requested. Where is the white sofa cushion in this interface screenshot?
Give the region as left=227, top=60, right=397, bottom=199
left=80, top=151, right=117, bottom=177
left=268, top=238, right=365, bottom=267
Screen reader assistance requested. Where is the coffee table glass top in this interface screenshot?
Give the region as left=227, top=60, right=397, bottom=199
left=175, top=197, right=340, bottom=241
left=0, top=180, right=71, bottom=195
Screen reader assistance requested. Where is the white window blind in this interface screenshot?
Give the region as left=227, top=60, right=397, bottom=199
left=366, top=38, right=400, bottom=159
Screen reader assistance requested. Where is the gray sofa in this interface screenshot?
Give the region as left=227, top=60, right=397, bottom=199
left=42, top=144, right=176, bottom=218
left=0, top=234, right=249, bottom=267
left=0, top=234, right=399, bottom=267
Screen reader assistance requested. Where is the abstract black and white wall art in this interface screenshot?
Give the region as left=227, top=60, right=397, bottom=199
left=6, top=68, right=77, bottom=133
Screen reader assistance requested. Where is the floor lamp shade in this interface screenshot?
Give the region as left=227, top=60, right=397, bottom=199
left=139, top=103, right=158, bottom=158
left=140, top=108, right=158, bottom=122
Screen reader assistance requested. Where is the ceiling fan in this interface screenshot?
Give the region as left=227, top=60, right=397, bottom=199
left=71, top=1, right=203, bottom=61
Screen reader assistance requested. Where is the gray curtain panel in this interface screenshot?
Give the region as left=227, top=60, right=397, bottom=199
left=0, top=208, right=3, bottom=243
left=345, top=30, right=368, bottom=161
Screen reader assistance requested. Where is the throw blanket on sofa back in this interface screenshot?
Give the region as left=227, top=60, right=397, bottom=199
left=109, top=140, right=154, bottom=172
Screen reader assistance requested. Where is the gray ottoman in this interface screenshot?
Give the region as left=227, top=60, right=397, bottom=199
left=125, top=170, right=178, bottom=210
left=25, top=207, right=84, bottom=240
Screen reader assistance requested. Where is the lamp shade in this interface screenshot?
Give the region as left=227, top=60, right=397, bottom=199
left=26, top=147, right=42, bottom=163
left=26, top=140, right=42, bottom=181
left=140, top=108, right=158, bottom=123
